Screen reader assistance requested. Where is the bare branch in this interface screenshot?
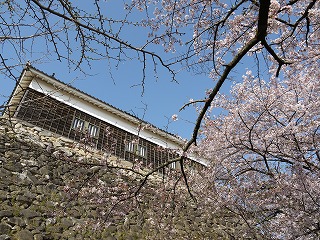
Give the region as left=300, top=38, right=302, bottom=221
left=31, top=0, right=176, bottom=76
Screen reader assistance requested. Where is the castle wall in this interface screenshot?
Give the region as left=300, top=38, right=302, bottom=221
left=0, top=117, right=230, bottom=240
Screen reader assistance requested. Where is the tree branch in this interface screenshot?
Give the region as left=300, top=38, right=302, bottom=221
left=31, top=0, right=176, bottom=76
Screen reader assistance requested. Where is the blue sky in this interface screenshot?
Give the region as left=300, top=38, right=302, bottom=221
left=0, top=1, right=248, bottom=139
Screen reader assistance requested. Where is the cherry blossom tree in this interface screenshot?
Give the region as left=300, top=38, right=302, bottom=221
left=1, top=0, right=318, bottom=128
left=192, top=65, right=319, bottom=238
left=1, top=0, right=319, bottom=238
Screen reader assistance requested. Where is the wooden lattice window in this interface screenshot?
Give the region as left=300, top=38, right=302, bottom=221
left=88, top=123, right=99, bottom=137
left=72, top=117, right=85, bottom=131
left=14, top=88, right=186, bottom=173
left=125, top=141, right=147, bottom=158
left=15, top=88, right=75, bottom=136
left=170, top=161, right=176, bottom=169
left=71, top=117, right=99, bottom=138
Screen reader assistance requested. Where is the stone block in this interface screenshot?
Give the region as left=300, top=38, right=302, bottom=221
left=0, top=234, right=10, bottom=240
left=20, top=209, right=40, bottom=219
left=60, top=218, right=74, bottom=229
left=0, top=210, right=13, bottom=218
left=3, top=161, right=23, bottom=173
left=39, top=130, right=52, bottom=137
left=14, top=229, right=34, bottom=240
left=0, top=168, right=13, bottom=179
left=7, top=217, right=26, bottom=227
left=33, top=233, right=44, bottom=240
left=0, top=223, right=12, bottom=235
left=16, top=195, right=33, bottom=205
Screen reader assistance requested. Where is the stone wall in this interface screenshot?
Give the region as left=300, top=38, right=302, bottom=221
left=0, top=117, right=235, bottom=240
